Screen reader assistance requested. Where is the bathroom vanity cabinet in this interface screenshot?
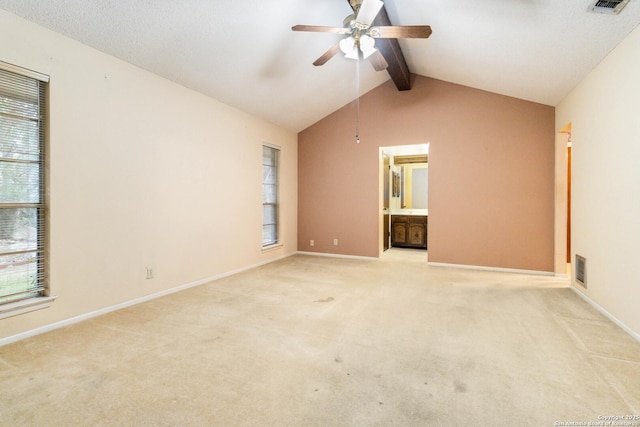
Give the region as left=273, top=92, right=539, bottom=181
left=391, top=215, right=427, bottom=249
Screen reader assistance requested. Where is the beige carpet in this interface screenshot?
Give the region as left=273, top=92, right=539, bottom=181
left=1, top=249, right=639, bottom=426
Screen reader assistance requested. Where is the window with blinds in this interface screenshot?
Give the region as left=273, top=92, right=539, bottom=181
left=0, top=63, right=48, bottom=306
left=262, top=145, right=279, bottom=247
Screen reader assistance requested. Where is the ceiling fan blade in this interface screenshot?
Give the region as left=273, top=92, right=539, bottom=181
left=313, top=42, right=342, bottom=66
left=292, top=25, right=349, bottom=34
left=355, top=0, right=383, bottom=26
left=367, top=25, right=432, bottom=39
left=369, top=50, right=388, bottom=71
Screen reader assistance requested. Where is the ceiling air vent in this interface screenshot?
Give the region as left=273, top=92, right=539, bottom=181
left=589, top=0, right=630, bottom=14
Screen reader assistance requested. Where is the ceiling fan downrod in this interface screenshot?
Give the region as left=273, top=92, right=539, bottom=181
left=349, top=0, right=365, bottom=12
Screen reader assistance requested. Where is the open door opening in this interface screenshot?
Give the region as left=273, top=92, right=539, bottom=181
left=555, top=123, right=572, bottom=276
left=382, top=153, right=390, bottom=251
left=379, top=144, right=429, bottom=257
left=567, top=137, right=572, bottom=264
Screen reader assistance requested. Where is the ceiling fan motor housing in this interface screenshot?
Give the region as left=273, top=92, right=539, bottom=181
left=343, top=14, right=356, bottom=28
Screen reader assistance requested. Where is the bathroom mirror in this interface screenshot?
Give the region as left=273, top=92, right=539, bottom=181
left=400, top=163, right=428, bottom=209
left=382, top=145, right=429, bottom=212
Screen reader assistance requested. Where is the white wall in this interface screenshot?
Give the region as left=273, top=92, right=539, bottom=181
left=0, top=10, right=297, bottom=341
left=557, top=24, right=640, bottom=336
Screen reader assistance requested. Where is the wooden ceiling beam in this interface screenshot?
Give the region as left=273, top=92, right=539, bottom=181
left=371, top=5, right=412, bottom=91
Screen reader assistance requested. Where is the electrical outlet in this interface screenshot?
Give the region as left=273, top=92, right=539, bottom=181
left=146, top=267, right=154, bottom=279
left=333, top=239, right=338, bottom=246
left=310, top=240, right=314, bottom=246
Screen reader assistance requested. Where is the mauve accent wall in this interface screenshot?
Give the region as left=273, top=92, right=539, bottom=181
left=298, top=75, right=555, bottom=272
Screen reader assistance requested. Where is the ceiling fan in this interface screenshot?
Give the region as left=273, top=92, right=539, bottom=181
left=292, top=0, right=432, bottom=71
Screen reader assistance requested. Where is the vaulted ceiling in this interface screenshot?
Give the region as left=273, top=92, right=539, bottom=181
left=1, top=0, right=639, bottom=132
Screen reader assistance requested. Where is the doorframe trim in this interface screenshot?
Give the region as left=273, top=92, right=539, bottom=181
left=554, top=130, right=570, bottom=275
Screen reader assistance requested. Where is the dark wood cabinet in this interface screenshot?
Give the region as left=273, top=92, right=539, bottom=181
left=391, top=215, right=427, bottom=249
left=392, top=219, right=408, bottom=246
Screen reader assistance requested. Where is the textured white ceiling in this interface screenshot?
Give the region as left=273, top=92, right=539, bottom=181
left=1, top=0, right=639, bottom=132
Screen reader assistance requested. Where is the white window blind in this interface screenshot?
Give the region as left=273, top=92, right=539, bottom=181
left=262, top=145, right=279, bottom=247
left=0, top=63, right=48, bottom=305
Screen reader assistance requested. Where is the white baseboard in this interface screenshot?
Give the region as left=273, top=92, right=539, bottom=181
left=298, top=253, right=556, bottom=275
left=296, top=251, right=377, bottom=261
left=427, top=261, right=555, bottom=276
left=570, top=285, right=640, bottom=343
left=0, top=253, right=295, bottom=347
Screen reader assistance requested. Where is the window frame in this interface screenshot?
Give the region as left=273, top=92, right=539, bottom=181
left=0, top=60, right=55, bottom=320
left=262, top=144, right=280, bottom=249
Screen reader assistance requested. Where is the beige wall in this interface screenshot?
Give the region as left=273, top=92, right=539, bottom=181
left=557, top=24, right=640, bottom=335
left=0, top=10, right=297, bottom=341
left=299, top=75, right=555, bottom=271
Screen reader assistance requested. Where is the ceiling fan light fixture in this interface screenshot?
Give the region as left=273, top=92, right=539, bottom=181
left=359, top=35, right=376, bottom=59
left=339, top=35, right=377, bottom=60
left=340, top=36, right=359, bottom=60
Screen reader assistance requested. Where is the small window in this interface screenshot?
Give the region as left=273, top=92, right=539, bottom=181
left=262, top=145, right=279, bottom=247
left=0, top=62, right=48, bottom=308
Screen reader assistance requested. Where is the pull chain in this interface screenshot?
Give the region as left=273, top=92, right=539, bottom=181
left=355, top=56, right=361, bottom=143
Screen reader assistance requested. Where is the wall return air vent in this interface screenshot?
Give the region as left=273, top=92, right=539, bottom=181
left=575, top=255, right=587, bottom=288
left=589, top=0, right=630, bottom=14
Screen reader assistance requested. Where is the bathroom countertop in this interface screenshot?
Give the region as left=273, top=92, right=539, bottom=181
left=390, top=209, right=428, bottom=216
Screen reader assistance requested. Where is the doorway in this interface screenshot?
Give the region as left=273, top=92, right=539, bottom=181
left=379, top=144, right=430, bottom=256
left=554, top=124, right=572, bottom=276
